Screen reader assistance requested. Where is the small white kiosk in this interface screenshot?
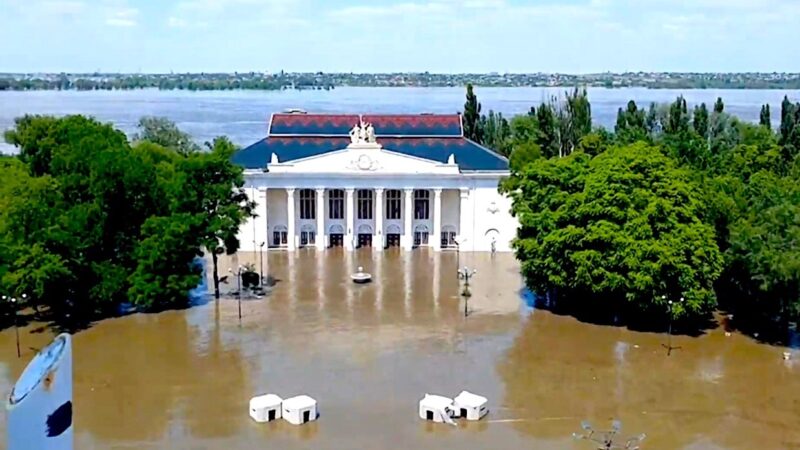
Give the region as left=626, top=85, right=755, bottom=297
left=249, top=394, right=282, bottom=423
left=282, top=395, right=318, bottom=425
left=418, top=394, right=456, bottom=425
left=453, top=391, right=488, bottom=421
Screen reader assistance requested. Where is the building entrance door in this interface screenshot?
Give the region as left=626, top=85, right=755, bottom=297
left=386, top=234, right=401, bottom=248
left=357, top=234, right=372, bottom=248
left=329, top=234, right=344, bottom=248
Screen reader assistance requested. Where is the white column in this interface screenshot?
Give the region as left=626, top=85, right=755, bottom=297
left=374, top=188, right=384, bottom=251
left=286, top=188, right=296, bottom=251
left=459, top=188, right=471, bottom=252
left=403, top=188, right=413, bottom=251
left=257, top=188, right=268, bottom=249
left=345, top=188, right=355, bottom=251
left=433, top=188, right=442, bottom=252
left=315, top=188, right=325, bottom=250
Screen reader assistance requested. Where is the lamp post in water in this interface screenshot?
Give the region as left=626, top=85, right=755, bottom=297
left=573, top=419, right=646, bottom=449
left=259, top=242, right=265, bottom=287
left=228, top=266, right=243, bottom=322
left=457, top=266, right=477, bottom=318
left=662, top=295, right=683, bottom=356
left=4, top=294, right=25, bottom=358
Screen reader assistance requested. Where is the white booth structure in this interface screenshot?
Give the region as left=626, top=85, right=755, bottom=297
left=453, top=391, right=489, bottom=421
left=418, top=394, right=456, bottom=425
left=249, top=394, right=283, bottom=423
left=282, top=395, right=318, bottom=425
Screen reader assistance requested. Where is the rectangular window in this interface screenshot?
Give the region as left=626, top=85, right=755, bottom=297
left=386, top=190, right=401, bottom=220
left=299, top=189, right=315, bottom=220
left=414, top=190, right=430, bottom=220
left=329, top=189, right=344, bottom=220
left=414, top=230, right=429, bottom=247
left=358, top=190, right=373, bottom=220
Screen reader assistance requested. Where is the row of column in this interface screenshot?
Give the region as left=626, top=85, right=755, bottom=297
left=258, top=186, right=462, bottom=252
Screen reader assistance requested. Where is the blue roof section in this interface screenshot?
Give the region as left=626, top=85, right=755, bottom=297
left=380, top=138, right=508, bottom=171
left=232, top=136, right=508, bottom=171
left=232, top=137, right=350, bottom=169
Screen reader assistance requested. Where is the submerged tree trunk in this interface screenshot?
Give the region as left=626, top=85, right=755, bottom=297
left=212, top=251, right=220, bottom=300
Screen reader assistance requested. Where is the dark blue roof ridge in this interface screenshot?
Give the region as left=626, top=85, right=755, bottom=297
left=463, top=137, right=510, bottom=164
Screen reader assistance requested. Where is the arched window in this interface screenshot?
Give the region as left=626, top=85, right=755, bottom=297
left=300, top=223, right=315, bottom=246
left=299, top=189, right=315, bottom=220
left=414, top=224, right=429, bottom=247
left=329, top=189, right=344, bottom=219
left=386, top=189, right=401, bottom=219
left=414, top=190, right=430, bottom=220
left=441, top=225, right=457, bottom=248
left=357, top=189, right=373, bottom=220
left=272, top=225, right=288, bottom=247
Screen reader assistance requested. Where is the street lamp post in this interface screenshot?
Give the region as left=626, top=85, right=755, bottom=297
left=573, top=419, right=646, bottom=449
left=259, top=242, right=265, bottom=287
left=229, top=266, right=243, bottom=322
left=662, top=295, right=684, bottom=356
left=4, top=294, right=25, bottom=358
left=457, top=266, right=477, bottom=318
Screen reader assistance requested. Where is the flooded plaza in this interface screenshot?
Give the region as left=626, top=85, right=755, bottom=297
left=0, top=250, right=798, bottom=449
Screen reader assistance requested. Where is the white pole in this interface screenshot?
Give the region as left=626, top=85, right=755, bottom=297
left=7, top=333, right=73, bottom=450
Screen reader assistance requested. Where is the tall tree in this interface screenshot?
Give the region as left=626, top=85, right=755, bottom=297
left=133, top=116, right=200, bottom=155
left=714, top=97, right=725, bottom=114
left=693, top=103, right=709, bottom=138
left=463, top=84, right=483, bottom=143
left=615, top=100, right=648, bottom=144
left=559, top=87, right=592, bottom=156
left=666, top=96, right=690, bottom=135
left=501, top=142, right=722, bottom=319
left=759, top=104, right=771, bottom=130
left=172, top=137, right=254, bottom=300
left=535, top=102, right=560, bottom=158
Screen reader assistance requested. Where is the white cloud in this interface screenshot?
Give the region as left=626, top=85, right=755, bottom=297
left=168, top=17, right=188, bottom=28
left=105, top=7, right=138, bottom=27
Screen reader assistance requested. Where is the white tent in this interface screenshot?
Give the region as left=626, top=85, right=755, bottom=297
left=249, top=394, right=282, bottom=423
left=453, top=391, right=488, bottom=421
left=282, top=395, right=318, bottom=425
left=418, top=394, right=456, bottom=425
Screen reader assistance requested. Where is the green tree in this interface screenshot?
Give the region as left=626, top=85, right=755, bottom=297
left=481, top=110, right=512, bottom=156
left=714, top=97, right=725, bottom=114
left=463, top=84, right=483, bottom=143
left=133, top=116, right=200, bottom=155
left=759, top=104, right=771, bottom=130
left=693, top=103, right=709, bottom=138
left=172, top=137, right=254, bottom=300
left=502, top=142, right=723, bottom=320
left=614, top=100, right=647, bottom=144
left=558, top=87, right=592, bottom=156
left=535, top=102, right=560, bottom=158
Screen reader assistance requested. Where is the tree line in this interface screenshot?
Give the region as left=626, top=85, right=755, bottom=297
left=0, top=116, right=253, bottom=326
left=464, top=83, right=800, bottom=338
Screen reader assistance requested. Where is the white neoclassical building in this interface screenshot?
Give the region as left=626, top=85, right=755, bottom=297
left=232, top=112, right=518, bottom=252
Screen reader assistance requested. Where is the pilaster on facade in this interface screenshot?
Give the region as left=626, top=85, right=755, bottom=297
left=315, top=188, right=325, bottom=250
left=286, top=187, right=296, bottom=251
left=402, top=188, right=414, bottom=251
left=374, top=188, right=384, bottom=251
left=345, top=188, right=355, bottom=251
left=432, top=188, right=442, bottom=252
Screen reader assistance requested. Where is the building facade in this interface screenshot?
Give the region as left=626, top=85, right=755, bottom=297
left=232, top=112, right=518, bottom=252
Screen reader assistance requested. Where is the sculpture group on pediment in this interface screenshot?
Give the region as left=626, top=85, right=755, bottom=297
left=350, top=120, right=377, bottom=144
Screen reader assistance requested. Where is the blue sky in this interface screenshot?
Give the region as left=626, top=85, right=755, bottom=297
left=1, top=0, right=798, bottom=73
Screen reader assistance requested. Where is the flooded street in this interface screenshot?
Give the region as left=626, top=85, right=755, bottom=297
left=0, top=251, right=798, bottom=449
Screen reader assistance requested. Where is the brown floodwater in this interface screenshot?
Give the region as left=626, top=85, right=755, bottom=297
left=0, top=250, right=798, bottom=449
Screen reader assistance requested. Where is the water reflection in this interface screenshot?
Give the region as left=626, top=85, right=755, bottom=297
left=0, top=251, right=796, bottom=449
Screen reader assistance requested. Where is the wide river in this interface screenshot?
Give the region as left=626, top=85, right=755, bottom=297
left=0, top=251, right=798, bottom=449
left=1, top=87, right=800, bottom=153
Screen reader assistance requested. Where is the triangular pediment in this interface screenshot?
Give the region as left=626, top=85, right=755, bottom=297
left=268, top=143, right=459, bottom=175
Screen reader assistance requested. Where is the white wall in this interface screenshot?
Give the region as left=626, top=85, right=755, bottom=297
left=237, top=174, right=519, bottom=253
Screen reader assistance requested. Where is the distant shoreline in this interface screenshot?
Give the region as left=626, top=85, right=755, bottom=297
left=2, top=72, right=800, bottom=91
